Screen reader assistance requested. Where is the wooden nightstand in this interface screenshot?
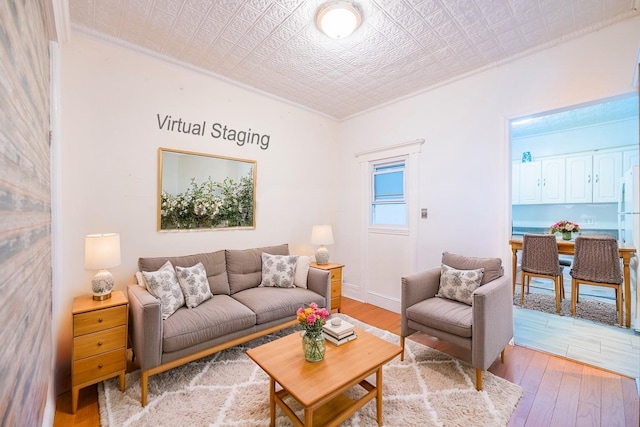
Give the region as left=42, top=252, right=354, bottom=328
left=310, top=262, right=344, bottom=313
left=71, top=290, right=128, bottom=413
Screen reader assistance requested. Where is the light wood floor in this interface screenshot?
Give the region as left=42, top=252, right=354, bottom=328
left=54, top=297, right=640, bottom=427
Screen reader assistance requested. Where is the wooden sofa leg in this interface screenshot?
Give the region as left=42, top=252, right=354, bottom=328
left=501, top=348, right=505, bottom=364
left=400, top=336, right=405, bottom=361
left=141, top=371, right=148, bottom=407
left=475, top=368, right=483, bottom=391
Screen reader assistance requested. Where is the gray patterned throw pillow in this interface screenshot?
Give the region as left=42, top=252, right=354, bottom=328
left=142, top=260, right=185, bottom=319
left=436, top=263, right=484, bottom=305
left=175, top=262, right=213, bottom=308
left=259, top=253, right=298, bottom=288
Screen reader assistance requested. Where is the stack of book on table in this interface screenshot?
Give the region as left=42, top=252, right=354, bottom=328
left=322, top=319, right=357, bottom=346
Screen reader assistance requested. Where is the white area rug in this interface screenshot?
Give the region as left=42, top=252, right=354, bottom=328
left=99, top=314, right=522, bottom=426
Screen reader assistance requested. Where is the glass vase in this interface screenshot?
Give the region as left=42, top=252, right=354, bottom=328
left=562, top=231, right=572, bottom=241
left=302, top=330, right=326, bottom=362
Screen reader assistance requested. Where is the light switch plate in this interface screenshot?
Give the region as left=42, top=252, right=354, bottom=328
left=421, top=209, right=428, bottom=219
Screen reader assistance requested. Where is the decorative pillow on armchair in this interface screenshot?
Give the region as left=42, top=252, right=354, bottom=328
left=436, top=263, right=484, bottom=305
left=175, top=262, right=213, bottom=308
left=260, top=253, right=298, bottom=288
left=142, top=260, right=185, bottom=319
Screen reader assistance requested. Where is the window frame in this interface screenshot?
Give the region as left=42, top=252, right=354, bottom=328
left=370, top=157, right=408, bottom=229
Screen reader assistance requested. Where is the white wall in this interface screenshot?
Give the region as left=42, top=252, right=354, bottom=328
left=336, top=16, right=640, bottom=310
left=55, top=31, right=339, bottom=390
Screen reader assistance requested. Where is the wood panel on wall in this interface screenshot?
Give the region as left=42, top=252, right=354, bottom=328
left=0, top=1, right=52, bottom=425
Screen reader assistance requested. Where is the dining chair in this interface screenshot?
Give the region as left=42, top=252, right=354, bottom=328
left=570, top=235, right=624, bottom=326
left=520, top=234, right=565, bottom=313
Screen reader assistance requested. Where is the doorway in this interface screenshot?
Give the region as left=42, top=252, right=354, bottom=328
left=509, top=93, right=640, bottom=377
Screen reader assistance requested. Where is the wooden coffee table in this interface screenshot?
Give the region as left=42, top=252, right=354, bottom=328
left=246, top=326, right=402, bottom=427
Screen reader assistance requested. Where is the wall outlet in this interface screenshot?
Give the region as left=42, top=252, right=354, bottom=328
left=582, top=215, right=595, bottom=225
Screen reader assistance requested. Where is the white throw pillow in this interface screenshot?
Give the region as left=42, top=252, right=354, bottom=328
left=142, top=260, right=185, bottom=319
left=135, top=271, right=146, bottom=289
left=436, top=263, right=484, bottom=305
left=294, top=256, right=311, bottom=288
left=260, top=253, right=298, bottom=288
left=175, top=262, right=213, bottom=308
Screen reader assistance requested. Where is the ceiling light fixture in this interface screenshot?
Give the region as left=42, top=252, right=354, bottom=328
left=316, top=1, right=362, bottom=39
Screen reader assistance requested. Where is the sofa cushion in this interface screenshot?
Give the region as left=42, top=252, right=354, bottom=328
left=260, top=253, right=298, bottom=288
left=442, top=252, right=503, bottom=285
left=142, top=261, right=185, bottom=320
left=406, top=297, right=472, bottom=338
left=139, top=250, right=229, bottom=295
left=226, top=244, right=289, bottom=294
left=162, top=295, right=256, bottom=353
left=175, top=262, right=213, bottom=308
left=231, top=287, right=325, bottom=325
left=437, top=264, right=484, bottom=305
left=294, top=256, right=311, bottom=288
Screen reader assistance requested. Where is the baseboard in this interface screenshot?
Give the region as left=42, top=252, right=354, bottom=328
left=342, top=283, right=401, bottom=313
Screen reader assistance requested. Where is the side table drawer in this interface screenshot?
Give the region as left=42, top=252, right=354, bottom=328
left=331, top=282, right=342, bottom=297
left=74, top=325, right=126, bottom=360
left=72, top=348, right=125, bottom=386
left=330, top=269, right=342, bottom=283
left=74, top=305, right=127, bottom=336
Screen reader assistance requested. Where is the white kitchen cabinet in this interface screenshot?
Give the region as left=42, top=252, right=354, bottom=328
left=512, top=162, right=520, bottom=204
left=565, top=155, right=593, bottom=203
left=519, top=161, right=541, bottom=204
left=565, top=152, right=622, bottom=203
left=623, top=149, right=639, bottom=172
left=592, top=152, right=622, bottom=203
left=541, top=158, right=565, bottom=204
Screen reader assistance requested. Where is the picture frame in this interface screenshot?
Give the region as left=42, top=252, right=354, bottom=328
left=158, top=148, right=256, bottom=231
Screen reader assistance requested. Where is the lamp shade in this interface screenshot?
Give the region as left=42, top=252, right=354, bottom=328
left=85, top=233, right=121, bottom=270
left=311, top=225, right=334, bottom=245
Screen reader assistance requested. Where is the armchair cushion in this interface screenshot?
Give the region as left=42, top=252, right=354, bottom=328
left=442, top=252, right=503, bottom=285
left=437, top=264, right=484, bottom=305
left=406, top=297, right=472, bottom=338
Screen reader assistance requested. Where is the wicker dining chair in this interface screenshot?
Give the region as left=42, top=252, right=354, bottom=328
left=520, top=234, right=565, bottom=313
left=570, top=235, right=623, bottom=326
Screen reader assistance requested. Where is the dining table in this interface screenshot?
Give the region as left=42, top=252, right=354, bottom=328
left=509, top=236, right=637, bottom=328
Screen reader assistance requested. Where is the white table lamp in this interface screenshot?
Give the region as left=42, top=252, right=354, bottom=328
left=85, top=233, right=121, bottom=300
left=311, top=225, right=334, bottom=265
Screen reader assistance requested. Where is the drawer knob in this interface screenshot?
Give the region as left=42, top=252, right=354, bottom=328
left=98, top=364, right=103, bottom=369
left=97, top=341, right=103, bottom=346
left=98, top=318, right=104, bottom=323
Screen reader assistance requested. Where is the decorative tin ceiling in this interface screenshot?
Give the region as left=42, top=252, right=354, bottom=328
left=69, top=0, right=639, bottom=119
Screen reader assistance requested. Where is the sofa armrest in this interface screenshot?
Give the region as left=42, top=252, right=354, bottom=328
left=127, top=284, right=163, bottom=371
left=471, top=274, right=514, bottom=370
left=401, top=267, right=441, bottom=337
left=307, top=267, right=331, bottom=311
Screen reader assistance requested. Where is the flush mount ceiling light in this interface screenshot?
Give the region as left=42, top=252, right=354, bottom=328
left=316, top=1, right=362, bottom=39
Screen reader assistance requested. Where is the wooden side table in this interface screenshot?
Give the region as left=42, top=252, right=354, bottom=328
left=71, top=290, right=128, bottom=413
left=310, top=262, right=344, bottom=313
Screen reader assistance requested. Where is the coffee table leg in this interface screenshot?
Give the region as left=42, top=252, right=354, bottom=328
left=376, top=366, right=383, bottom=425
left=269, top=377, right=275, bottom=427
left=305, top=407, right=313, bottom=426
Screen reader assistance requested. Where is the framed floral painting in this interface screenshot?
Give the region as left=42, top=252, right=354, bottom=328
left=158, top=148, right=256, bottom=231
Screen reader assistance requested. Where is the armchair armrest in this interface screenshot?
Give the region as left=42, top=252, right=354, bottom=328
left=307, top=267, right=331, bottom=311
left=401, top=267, right=441, bottom=337
left=471, top=274, right=514, bottom=370
left=127, top=284, right=163, bottom=371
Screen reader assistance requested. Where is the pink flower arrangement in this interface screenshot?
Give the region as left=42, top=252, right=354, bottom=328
left=550, top=220, right=580, bottom=234
left=296, top=302, right=330, bottom=333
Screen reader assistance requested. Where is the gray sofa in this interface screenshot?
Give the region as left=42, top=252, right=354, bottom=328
left=127, top=244, right=330, bottom=406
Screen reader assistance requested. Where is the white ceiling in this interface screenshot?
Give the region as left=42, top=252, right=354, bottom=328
left=69, top=0, right=639, bottom=119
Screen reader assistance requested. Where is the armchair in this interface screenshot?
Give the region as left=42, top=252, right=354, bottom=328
left=400, top=252, right=513, bottom=390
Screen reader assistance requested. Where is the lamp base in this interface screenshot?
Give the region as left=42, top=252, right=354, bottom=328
left=93, top=293, right=112, bottom=301
left=315, top=246, right=330, bottom=265
left=92, top=269, right=114, bottom=301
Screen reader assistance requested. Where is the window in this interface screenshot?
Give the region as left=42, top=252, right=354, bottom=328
left=371, top=160, right=406, bottom=226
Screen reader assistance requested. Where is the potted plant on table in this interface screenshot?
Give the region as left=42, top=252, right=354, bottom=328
left=550, top=220, right=580, bottom=241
